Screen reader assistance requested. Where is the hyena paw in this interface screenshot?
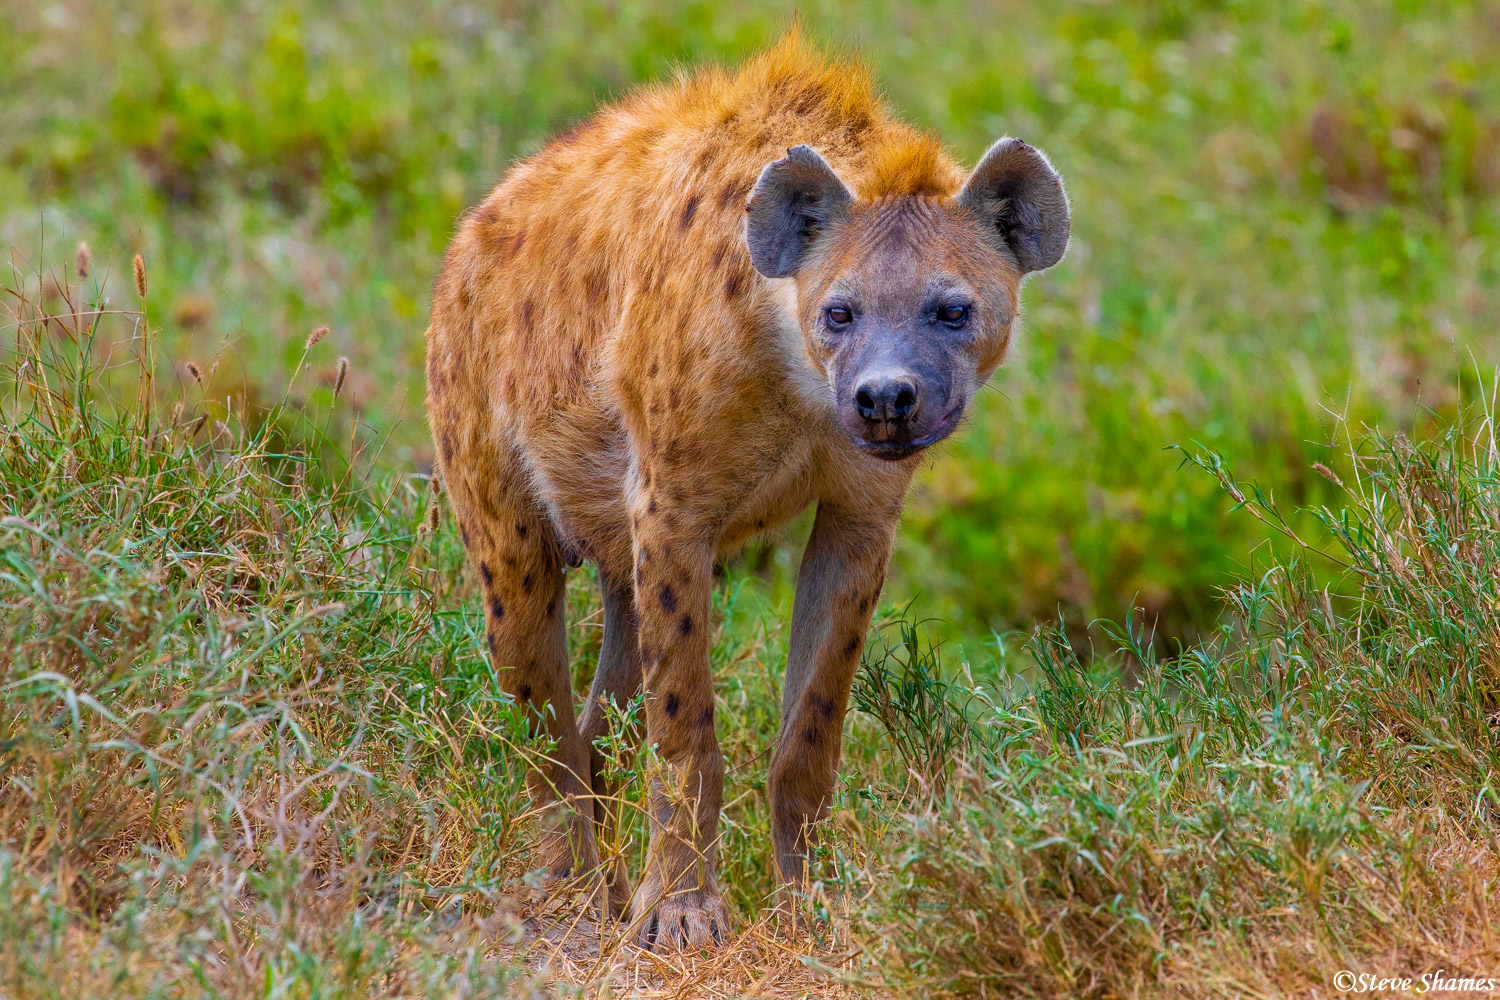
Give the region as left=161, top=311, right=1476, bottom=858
left=534, top=829, right=611, bottom=914
left=628, top=873, right=730, bottom=951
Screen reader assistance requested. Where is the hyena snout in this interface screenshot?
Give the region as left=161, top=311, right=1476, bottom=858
left=853, top=371, right=920, bottom=425
left=844, top=361, right=960, bottom=461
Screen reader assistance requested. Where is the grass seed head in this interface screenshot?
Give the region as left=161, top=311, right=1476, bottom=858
left=185, top=362, right=204, bottom=386
left=1312, top=462, right=1345, bottom=489
left=334, top=356, right=349, bottom=399
left=306, top=325, right=329, bottom=349
left=132, top=253, right=147, bottom=299
left=75, top=242, right=91, bottom=279
left=425, top=477, right=441, bottom=533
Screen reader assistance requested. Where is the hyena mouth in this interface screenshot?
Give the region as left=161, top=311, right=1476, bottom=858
left=854, top=404, right=963, bottom=461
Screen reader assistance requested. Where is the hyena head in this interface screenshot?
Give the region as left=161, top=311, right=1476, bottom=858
left=745, top=139, right=1069, bottom=461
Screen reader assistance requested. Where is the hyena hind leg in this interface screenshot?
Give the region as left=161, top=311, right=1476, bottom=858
left=576, top=571, right=644, bottom=916
left=440, top=445, right=606, bottom=910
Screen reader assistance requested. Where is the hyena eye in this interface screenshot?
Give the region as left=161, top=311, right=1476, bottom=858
left=825, top=306, right=853, bottom=326
left=937, top=304, right=969, bottom=325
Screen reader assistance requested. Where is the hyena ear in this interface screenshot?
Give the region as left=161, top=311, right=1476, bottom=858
left=745, top=145, right=854, bottom=278
left=958, top=137, right=1070, bottom=274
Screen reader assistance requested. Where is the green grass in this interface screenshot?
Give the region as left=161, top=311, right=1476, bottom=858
left=5, top=0, right=1497, bottom=647
left=5, top=2, right=1500, bottom=996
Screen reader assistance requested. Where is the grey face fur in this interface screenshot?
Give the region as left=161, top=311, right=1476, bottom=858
left=815, top=215, right=988, bottom=461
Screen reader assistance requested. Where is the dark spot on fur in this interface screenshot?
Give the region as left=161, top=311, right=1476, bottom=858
left=818, top=697, right=837, bottom=721
left=479, top=562, right=493, bottom=585
left=647, top=498, right=657, bottom=515
left=711, top=243, right=727, bottom=269
left=521, top=299, right=536, bottom=329
left=494, top=225, right=525, bottom=259
left=487, top=630, right=498, bottom=654
left=584, top=268, right=607, bottom=304
left=679, top=614, right=694, bottom=637
left=679, top=194, right=700, bottom=231
left=844, top=634, right=861, bottom=657
left=664, top=692, right=680, bottom=717
left=546, top=598, right=557, bottom=616
left=700, top=705, right=715, bottom=726
left=717, top=179, right=746, bottom=209
left=516, top=522, right=528, bottom=538
left=724, top=269, right=747, bottom=299
left=658, top=584, right=677, bottom=613
left=477, top=204, right=499, bottom=226
left=439, top=432, right=454, bottom=463
left=521, top=573, right=533, bottom=593
left=518, top=684, right=532, bottom=702
left=490, top=597, right=505, bottom=620
left=459, top=523, right=470, bottom=545
left=803, top=726, right=820, bottom=745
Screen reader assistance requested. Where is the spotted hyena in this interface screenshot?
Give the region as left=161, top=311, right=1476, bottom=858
left=425, top=33, right=1068, bottom=950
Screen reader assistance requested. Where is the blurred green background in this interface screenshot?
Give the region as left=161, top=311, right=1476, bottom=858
left=4, top=0, right=1497, bottom=653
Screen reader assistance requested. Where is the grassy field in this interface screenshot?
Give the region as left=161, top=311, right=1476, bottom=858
left=6, top=0, right=1498, bottom=647
left=4, top=1, right=1500, bottom=996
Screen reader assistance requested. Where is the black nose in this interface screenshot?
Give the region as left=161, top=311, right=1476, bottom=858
left=854, top=377, right=919, bottom=423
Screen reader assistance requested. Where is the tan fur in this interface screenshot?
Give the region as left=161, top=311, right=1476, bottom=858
left=425, top=31, right=1035, bottom=949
